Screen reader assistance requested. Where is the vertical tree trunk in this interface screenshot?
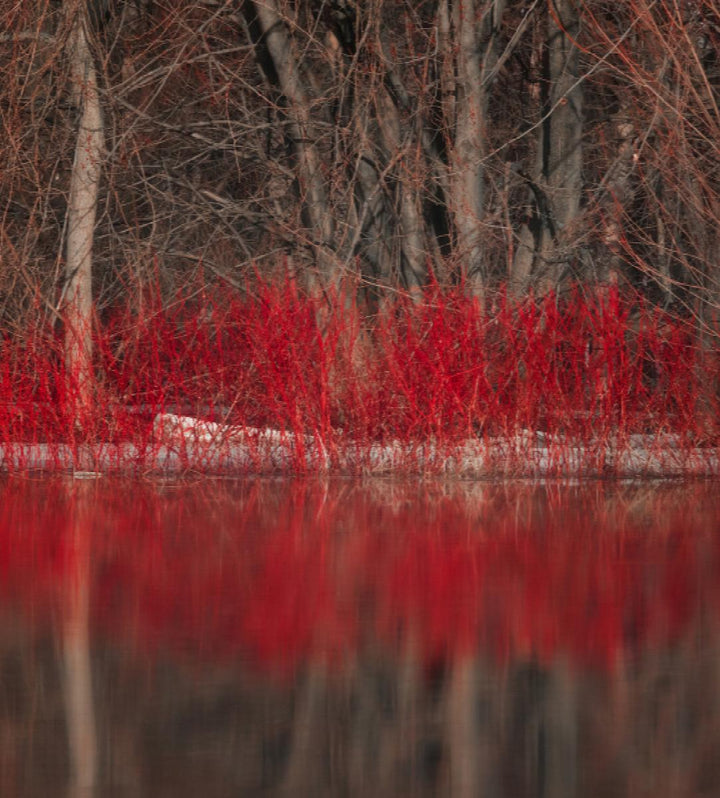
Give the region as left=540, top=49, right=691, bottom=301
left=512, top=0, right=583, bottom=293
left=542, top=0, right=583, bottom=291
left=546, top=0, right=583, bottom=227
left=442, top=0, right=506, bottom=298
left=252, top=0, right=337, bottom=287
left=351, top=136, right=395, bottom=287
left=374, top=87, right=427, bottom=293
left=598, top=109, right=636, bottom=286
left=447, top=0, right=484, bottom=295
left=65, top=8, right=103, bottom=423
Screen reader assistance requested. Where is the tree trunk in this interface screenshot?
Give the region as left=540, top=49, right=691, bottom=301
left=598, top=108, right=637, bottom=286
left=542, top=0, right=583, bottom=290
left=252, top=0, right=337, bottom=287
left=374, top=86, right=427, bottom=294
left=512, top=0, right=583, bottom=294
left=65, top=8, right=103, bottom=424
left=442, top=0, right=506, bottom=297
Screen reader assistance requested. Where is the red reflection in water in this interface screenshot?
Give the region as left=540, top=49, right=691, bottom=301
left=0, top=478, right=717, bottom=674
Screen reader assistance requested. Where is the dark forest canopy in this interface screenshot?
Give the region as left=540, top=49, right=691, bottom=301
left=1, top=0, right=720, bottom=329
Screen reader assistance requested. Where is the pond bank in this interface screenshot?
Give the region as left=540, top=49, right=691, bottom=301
left=0, top=412, right=717, bottom=477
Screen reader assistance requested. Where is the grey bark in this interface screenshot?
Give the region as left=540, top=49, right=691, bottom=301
left=64, top=9, right=103, bottom=418
left=442, top=0, right=507, bottom=297
left=512, top=0, right=583, bottom=294
left=374, top=86, right=426, bottom=293
left=546, top=0, right=583, bottom=231
left=597, top=110, right=637, bottom=284
left=253, top=0, right=337, bottom=286
left=352, top=149, right=395, bottom=287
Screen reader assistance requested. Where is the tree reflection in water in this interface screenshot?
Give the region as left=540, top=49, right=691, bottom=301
left=0, top=477, right=718, bottom=796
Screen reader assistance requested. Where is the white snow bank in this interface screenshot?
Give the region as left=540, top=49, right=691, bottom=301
left=147, top=413, right=720, bottom=477
left=0, top=413, right=716, bottom=476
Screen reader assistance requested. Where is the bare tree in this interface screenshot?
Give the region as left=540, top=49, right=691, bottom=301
left=512, top=0, right=583, bottom=294
left=440, top=0, right=508, bottom=297
left=64, top=2, right=104, bottom=419
left=250, top=0, right=337, bottom=288
left=1, top=0, right=719, bottom=334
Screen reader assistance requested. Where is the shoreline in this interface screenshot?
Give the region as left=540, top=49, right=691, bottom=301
left=0, top=413, right=716, bottom=478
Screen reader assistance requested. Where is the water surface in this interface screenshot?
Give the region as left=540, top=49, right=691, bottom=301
left=1, top=477, right=719, bottom=797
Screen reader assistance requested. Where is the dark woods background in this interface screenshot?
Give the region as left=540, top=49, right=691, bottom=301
left=2, top=0, right=719, bottom=329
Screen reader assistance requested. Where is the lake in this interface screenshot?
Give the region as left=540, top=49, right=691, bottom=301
left=1, top=476, right=719, bottom=797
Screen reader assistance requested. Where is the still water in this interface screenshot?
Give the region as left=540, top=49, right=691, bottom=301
left=1, top=477, right=720, bottom=797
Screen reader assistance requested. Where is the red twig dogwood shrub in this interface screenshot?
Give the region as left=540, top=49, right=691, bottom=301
left=0, top=280, right=717, bottom=474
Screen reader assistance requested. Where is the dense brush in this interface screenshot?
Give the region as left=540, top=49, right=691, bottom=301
left=0, top=281, right=717, bottom=474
